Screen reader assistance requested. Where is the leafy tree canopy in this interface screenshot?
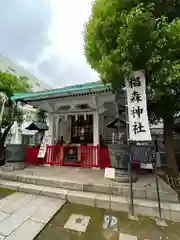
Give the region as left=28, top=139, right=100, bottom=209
left=0, top=71, right=31, bottom=142
left=85, top=0, right=180, bottom=175
left=36, top=109, right=47, bottom=123
left=85, top=0, right=180, bottom=120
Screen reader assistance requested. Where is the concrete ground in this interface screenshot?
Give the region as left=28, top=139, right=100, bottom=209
left=0, top=165, right=176, bottom=202
left=0, top=165, right=159, bottom=188
left=35, top=203, right=180, bottom=240
left=0, top=192, right=65, bottom=240
left=0, top=165, right=178, bottom=204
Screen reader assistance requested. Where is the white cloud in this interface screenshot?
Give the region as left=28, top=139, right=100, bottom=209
left=0, top=0, right=99, bottom=88
left=37, top=0, right=99, bottom=87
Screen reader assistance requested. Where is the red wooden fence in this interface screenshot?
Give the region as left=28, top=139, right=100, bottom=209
left=3, top=145, right=110, bottom=168
left=3, top=145, right=143, bottom=170
left=45, top=145, right=110, bottom=168
left=25, top=146, right=41, bottom=165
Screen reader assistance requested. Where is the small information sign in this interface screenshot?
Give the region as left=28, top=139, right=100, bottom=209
left=103, top=215, right=118, bottom=230
left=104, top=167, right=115, bottom=179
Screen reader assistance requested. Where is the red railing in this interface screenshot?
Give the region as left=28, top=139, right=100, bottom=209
left=25, top=146, right=41, bottom=165
left=3, top=145, right=110, bottom=168
left=44, top=145, right=110, bottom=168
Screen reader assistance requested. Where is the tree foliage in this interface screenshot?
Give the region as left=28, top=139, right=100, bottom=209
left=0, top=71, right=30, bottom=144
left=85, top=0, right=180, bottom=175
left=36, top=109, right=47, bottom=123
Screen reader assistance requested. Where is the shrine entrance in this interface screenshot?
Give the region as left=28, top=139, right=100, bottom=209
left=71, top=114, right=93, bottom=144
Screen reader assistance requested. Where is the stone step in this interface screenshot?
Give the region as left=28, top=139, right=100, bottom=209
left=0, top=179, right=180, bottom=222
left=0, top=171, right=178, bottom=203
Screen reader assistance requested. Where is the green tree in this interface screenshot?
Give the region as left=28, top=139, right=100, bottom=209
left=0, top=71, right=30, bottom=161
left=36, top=109, right=47, bottom=123
left=85, top=0, right=180, bottom=175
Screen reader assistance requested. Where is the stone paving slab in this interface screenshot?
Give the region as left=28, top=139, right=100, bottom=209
left=0, top=212, right=10, bottom=223
left=119, top=233, right=137, bottom=240
left=64, top=214, right=91, bottom=232
left=0, top=193, right=38, bottom=214
left=30, top=198, right=64, bottom=223
left=0, top=193, right=65, bottom=239
left=5, top=220, right=44, bottom=240
left=0, top=197, right=46, bottom=236
left=0, top=234, right=5, bottom=240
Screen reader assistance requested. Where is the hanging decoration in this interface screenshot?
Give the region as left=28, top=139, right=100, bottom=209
left=84, top=113, right=87, bottom=121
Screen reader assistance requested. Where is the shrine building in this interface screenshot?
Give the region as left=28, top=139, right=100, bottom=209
left=11, top=81, right=165, bottom=168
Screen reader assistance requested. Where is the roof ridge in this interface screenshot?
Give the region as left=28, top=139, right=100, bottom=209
left=12, top=81, right=111, bottom=101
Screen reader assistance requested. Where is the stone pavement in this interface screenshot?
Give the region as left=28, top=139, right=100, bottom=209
left=1, top=178, right=180, bottom=222
left=0, top=165, right=178, bottom=203
left=0, top=192, right=65, bottom=240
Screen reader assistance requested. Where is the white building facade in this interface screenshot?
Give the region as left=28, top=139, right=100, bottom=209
left=0, top=55, right=52, bottom=144
left=0, top=55, right=52, bottom=91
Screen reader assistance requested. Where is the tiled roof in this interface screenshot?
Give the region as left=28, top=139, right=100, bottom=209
left=11, top=81, right=111, bottom=101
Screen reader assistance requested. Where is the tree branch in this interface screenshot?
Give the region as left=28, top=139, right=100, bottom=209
left=1, top=101, right=18, bottom=142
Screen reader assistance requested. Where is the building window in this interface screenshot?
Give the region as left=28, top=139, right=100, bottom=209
left=22, top=135, right=35, bottom=145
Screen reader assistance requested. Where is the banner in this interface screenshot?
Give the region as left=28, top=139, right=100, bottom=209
left=125, top=70, right=151, bottom=141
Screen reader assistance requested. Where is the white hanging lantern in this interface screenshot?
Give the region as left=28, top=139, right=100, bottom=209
left=75, top=114, right=78, bottom=121
left=84, top=113, right=87, bottom=120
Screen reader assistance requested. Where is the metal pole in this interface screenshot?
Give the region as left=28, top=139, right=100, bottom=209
left=154, top=137, right=162, bottom=219
left=155, top=168, right=162, bottom=219
left=116, top=89, right=134, bottom=216
left=124, top=88, right=134, bottom=216
left=128, top=144, right=134, bottom=216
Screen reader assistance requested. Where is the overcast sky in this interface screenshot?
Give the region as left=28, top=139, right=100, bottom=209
left=0, top=0, right=99, bottom=87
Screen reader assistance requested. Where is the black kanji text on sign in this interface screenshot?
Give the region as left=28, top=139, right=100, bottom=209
left=131, top=106, right=143, bottom=118
left=129, top=76, right=141, bottom=88
left=130, top=90, right=142, bottom=103
left=132, top=122, right=146, bottom=135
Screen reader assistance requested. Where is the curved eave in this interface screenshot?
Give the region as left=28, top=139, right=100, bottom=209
left=11, top=84, right=112, bottom=102
left=13, top=88, right=112, bottom=103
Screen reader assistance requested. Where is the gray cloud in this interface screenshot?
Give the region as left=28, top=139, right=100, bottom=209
left=37, top=55, right=99, bottom=87
left=0, top=0, right=99, bottom=87
left=0, top=0, right=52, bottom=62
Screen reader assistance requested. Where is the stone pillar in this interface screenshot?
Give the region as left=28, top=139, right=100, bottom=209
left=2, top=144, right=28, bottom=171
left=93, top=111, right=99, bottom=166
left=46, top=113, right=54, bottom=145
left=59, top=116, right=65, bottom=139
left=55, top=115, right=60, bottom=141
left=67, top=115, right=72, bottom=143
left=63, top=115, right=71, bottom=143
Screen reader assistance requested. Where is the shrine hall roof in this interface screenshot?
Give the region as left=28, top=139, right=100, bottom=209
left=11, top=81, right=111, bottom=102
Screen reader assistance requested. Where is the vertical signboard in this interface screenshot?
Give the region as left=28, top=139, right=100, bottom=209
left=125, top=70, right=152, bottom=142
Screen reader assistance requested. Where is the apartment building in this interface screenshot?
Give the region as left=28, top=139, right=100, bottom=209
left=0, top=55, right=52, bottom=144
